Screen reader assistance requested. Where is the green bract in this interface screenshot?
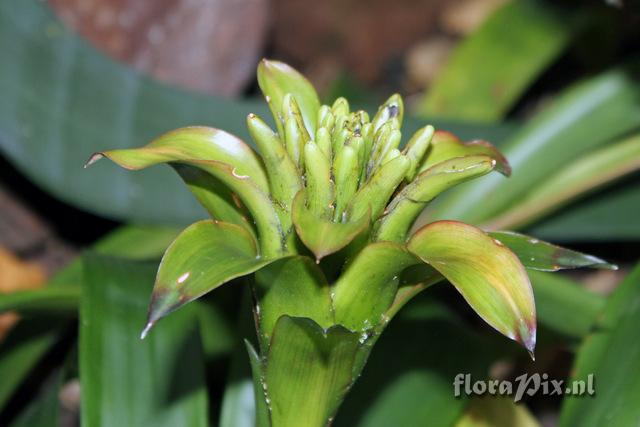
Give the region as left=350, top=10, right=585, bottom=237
left=89, top=59, right=615, bottom=427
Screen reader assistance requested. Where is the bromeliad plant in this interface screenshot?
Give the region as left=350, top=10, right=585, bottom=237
left=87, top=60, right=614, bottom=426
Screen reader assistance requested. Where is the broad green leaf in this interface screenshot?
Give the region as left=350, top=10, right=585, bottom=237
left=257, top=59, right=321, bottom=137
left=254, top=257, right=333, bottom=347
left=431, top=65, right=640, bottom=226
left=487, top=134, right=640, bottom=230
left=528, top=270, right=605, bottom=339
left=144, top=220, right=271, bottom=332
left=332, top=243, right=419, bottom=331
left=559, top=264, right=640, bottom=426
left=292, top=191, right=369, bottom=261
left=92, top=150, right=283, bottom=256
left=0, top=287, right=79, bottom=315
left=455, top=396, right=539, bottom=427
left=407, top=221, right=536, bottom=354
left=376, top=155, right=500, bottom=243
left=80, top=255, right=208, bottom=427
left=417, top=0, right=575, bottom=122
left=419, top=131, right=511, bottom=176
left=489, top=231, right=616, bottom=271
left=265, top=316, right=361, bottom=427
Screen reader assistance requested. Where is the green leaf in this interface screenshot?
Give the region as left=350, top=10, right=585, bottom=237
left=419, top=131, right=511, bottom=176
left=265, top=316, right=361, bottom=427
left=407, top=221, right=536, bottom=354
left=455, top=396, right=540, bottom=427
left=431, top=65, right=640, bottom=226
left=92, top=148, right=283, bottom=256
left=559, top=264, right=640, bottom=426
left=254, top=257, right=333, bottom=347
left=80, top=254, right=208, bottom=427
left=489, top=231, right=616, bottom=271
left=292, top=191, right=369, bottom=261
left=145, top=220, right=272, bottom=332
left=487, top=133, right=640, bottom=230
left=417, top=0, right=576, bottom=122
left=257, top=59, right=321, bottom=137
left=375, top=155, right=500, bottom=243
left=528, top=270, right=605, bottom=339
left=245, top=340, right=271, bottom=427
left=10, top=369, right=63, bottom=427
left=0, top=287, right=79, bottom=315
left=332, top=243, right=419, bottom=331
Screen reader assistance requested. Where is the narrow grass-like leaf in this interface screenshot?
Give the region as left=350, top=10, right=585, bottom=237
left=431, top=66, right=640, bottom=225
left=419, top=131, right=511, bottom=175
left=254, top=256, right=333, bottom=348
left=292, top=191, right=369, bottom=261
left=80, top=255, right=208, bottom=427
left=559, top=264, right=640, bottom=426
left=257, top=59, right=321, bottom=137
left=486, top=134, right=640, bottom=230
left=0, top=288, right=79, bottom=315
left=408, top=221, right=536, bottom=354
left=376, top=155, right=498, bottom=243
left=332, top=243, right=419, bottom=331
left=489, top=231, right=616, bottom=271
left=245, top=340, right=270, bottom=427
left=145, top=220, right=272, bottom=332
left=265, top=316, right=361, bottom=427
left=417, top=0, right=575, bottom=122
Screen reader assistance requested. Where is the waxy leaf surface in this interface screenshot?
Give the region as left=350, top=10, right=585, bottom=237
left=408, top=221, right=536, bottom=353
left=489, top=231, right=616, bottom=271
left=292, top=191, right=369, bottom=261
left=265, top=316, right=361, bottom=427
left=146, top=220, right=271, bottom=330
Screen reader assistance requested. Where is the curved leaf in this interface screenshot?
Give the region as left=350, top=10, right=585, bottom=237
left=486, top=133, right=640, bottom=230
left=332, top=243, right=419, bottom=331
left=87, top=126, right=268, bottom=191
left=375, top=155, right=499, bottom=243
left=143, top=220, right=272, bottom=334
left=265, top=316, right=361, bottom=427
left=254, top=257, right=333, bottom=347
left=489, top=231, right=616, bottom=271
left=292, top=191, right=369, bottom=261
left=90, top=149, right=284, bottom=256
left=407, top=221, right=536, bottom=354
left=431, top=66, right=640, bottom=225
left=257, top=59, right=321, bottom=137
left=419, top=131, right=511, bottom=175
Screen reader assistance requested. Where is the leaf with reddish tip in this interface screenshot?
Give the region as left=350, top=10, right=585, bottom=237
left=257, top=59, right=321, bottom=137
left=90, top=136, right=284, bottom=256
left=418, top=131, right=511, bottom=176
left=407, top=221, right=536, bottom=354
left=332, top=242, right=420, bottom=331
left=143, top=220, right=272, bottom=334
left=375, top=155, right=499, bottom=243
left=292, top=191, right=369, bottom=261
left=489, top=231, right=617, bottom=272
left=87, top=126, right=269, bottom=191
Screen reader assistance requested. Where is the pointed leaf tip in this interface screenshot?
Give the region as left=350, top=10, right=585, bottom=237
left=84, top=152, right=104, bottom=168
left=140, top=320, right=154, bottom=340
